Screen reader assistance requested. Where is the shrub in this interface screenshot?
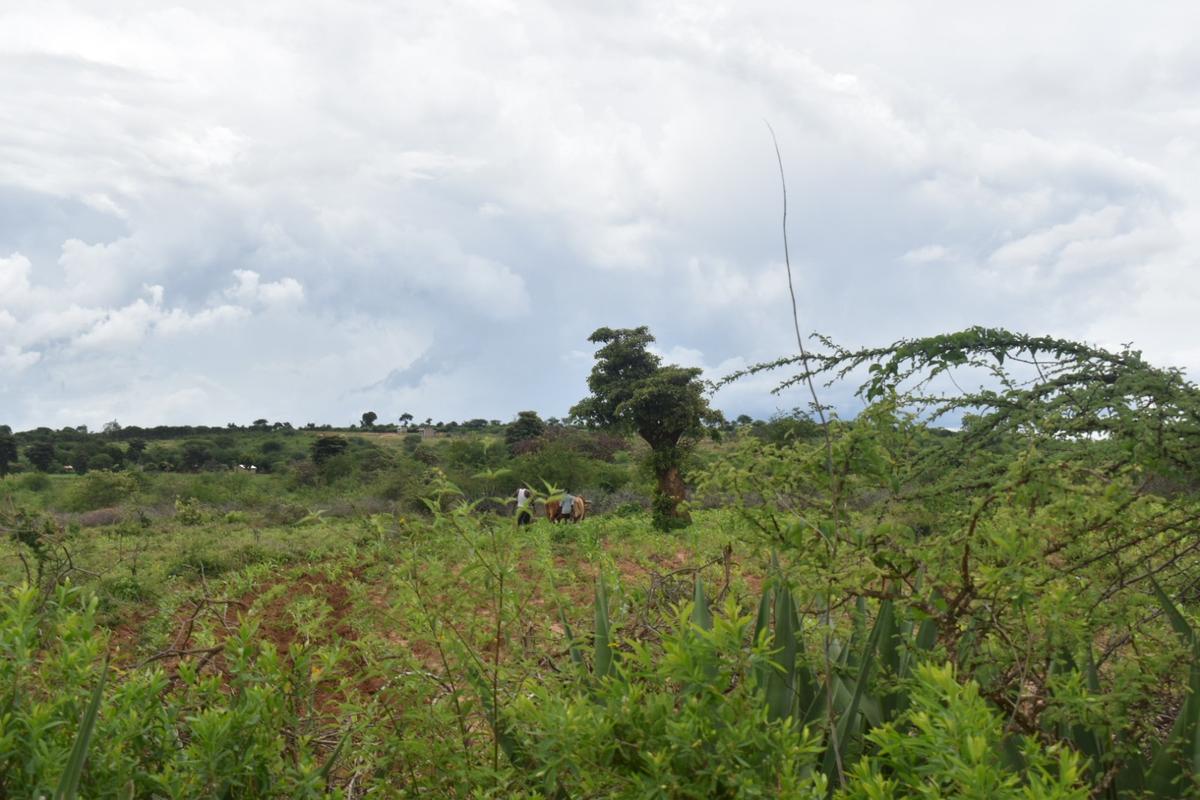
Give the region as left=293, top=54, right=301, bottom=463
left=19, top=473, right=51, bottom=492
left=503, top=595, right=830, bottom=798
left=311, top=434, right=349, bottom=465
left=165, top=547, right=229, bottom=578
left=411, top=445, right=439, bottom=466
left=64, top=470, right=137, bottom=512
left=76, top=507, right=124, bottom=527
left=840, top=663, right=1088, bottom=799
left=287, top=461, right=320, bottom=488
left=98, top=574, right=153, bottom=603
left=614, top=501, right=645, bottom=517
left=0, top=584, right=347, bottom=797
left=317, top=453, right=354, bottom=483
left=174, top=496, right=205, bottom=526
left=261, top=501, right=308, bottom=526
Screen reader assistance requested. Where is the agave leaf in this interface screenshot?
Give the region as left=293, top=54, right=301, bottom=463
left=692, top=575, right=713, bottom=631
left=876, top=602, right=901, bottom=722
left=1083, top=644, right=1102, bottom=695
left=1147, top=661, right=1200, bottom=797
left=1150, top=576, right=1195, bottom=647
left=559, top=607, right=585, bottom=672
left=594, top=577, right=616, bottom=681
left=801, top=685, right=829, bottom=727
left=690, top=575, right=718, bottom=687
left=1055, top=647, right=1105, bottom=775
left=54, top=656, right=108, bottom=800
left=465, top=661, right=527, bottom=768
left=845, top=597, right=868, bottom=671
left=753, top=582, right=774, bottom=693
left=821, top=601, right=888, bottom=787
left=1113, top=751, right=1147, bottom=796
left=998, top=734, right=1026, bottom=774
left=913, top=617, right=938, bottom=655
left=794, top=618, right=818, bottom=721
left=766, top=584, right=799, bottom=723
left=895, top=615, right=939, bottom=715
left=318, top=730, right=350, bottom=787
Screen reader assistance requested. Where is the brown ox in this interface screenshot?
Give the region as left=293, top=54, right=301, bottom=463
left=545, top=496, right=587, bottom=523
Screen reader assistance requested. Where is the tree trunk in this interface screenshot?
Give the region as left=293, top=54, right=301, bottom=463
left=656, top=464, right=691, bottom=523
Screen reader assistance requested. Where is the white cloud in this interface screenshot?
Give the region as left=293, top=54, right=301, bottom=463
left=902, top=245, right=952, bottom=265
left=225, top=269, right=304, bottom=309
left=157, top=304, right=248, bottom=335
left=0, top=344, right=40, bottom=373
left=0, top=252, right=32, bottom=305
left=71, top=286, right=253, bottom=351
left=58, top=237, right=147, bottom=306
left=2, top=0, right=1199, bottom=427
left=72, top=297, right=159, bottom=350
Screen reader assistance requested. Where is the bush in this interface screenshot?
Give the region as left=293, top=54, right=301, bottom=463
left=19, top=473, right=51, bottom=493
left=174, top=496, right=205, bottom=526
left=411, top=445, right=439, bottom=466
left=0, top=584, right=348, bottom=797
left=374, top=459, right=429, bottom=506
left=510, top=440, right=621, bottom=493
left=614, top=501, right=645, bottom=517
left=287, top=461, right=320, bottom=488
left=505, top=596, right=828, bottom=797
left=165, top=547, right=229, bottom=578
left=64, top=470, right=138, bottom=512
left=261, top=501, right=308, bottom=526
left=317, top=453, right=354, bottom=483
left=76, top=507, right=125, bottom=527
left=841, top=663, right=1088, bottom=799
left=311, top=434, right=349, bottom=465
left=229, top=543, right=271, bottom=567
left=98, top=574, right=153, bottom=603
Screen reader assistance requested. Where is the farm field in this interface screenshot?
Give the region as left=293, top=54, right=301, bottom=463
left=1, top=484, right=780, bottom=797
left=3, top=331, right=1200, bottom=797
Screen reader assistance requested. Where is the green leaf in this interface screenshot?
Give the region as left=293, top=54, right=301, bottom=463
left=822, top=601, right=888, bottom=787
left=594, top=577, right=616, bottom=681
left=559, top=607, right=585, bottom=672
left=465, top=661, right=527, bottom=768
left=54, top=656, right=108, bottom=800
left=766, top=584, right=799, bottom=723
left=1150, top=576, right=1195, bottom=647
left=691, top=574, right=712, bottom=631
left=876, top=601, right=900, bottom=722
left=1147, top=661, right=1200, bottom=797
left=318, top=730, right=350, bottom=787
left=753, top=582, right=773, bottom=694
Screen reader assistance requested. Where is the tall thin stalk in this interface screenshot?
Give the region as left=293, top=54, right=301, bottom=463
left=765, top=121, right=845, bottom=784
left=765, top=122, right=832, bottom=462
left=490, top=523, right=504, bottom=777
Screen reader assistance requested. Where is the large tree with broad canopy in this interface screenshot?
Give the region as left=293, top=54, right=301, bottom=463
left=570, top=326, right=722, bottom=528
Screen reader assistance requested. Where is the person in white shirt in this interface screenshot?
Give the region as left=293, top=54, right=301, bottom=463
left=515, top=487, right=533, bottom=526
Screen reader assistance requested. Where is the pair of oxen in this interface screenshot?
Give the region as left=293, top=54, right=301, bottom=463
left=544, top=495, right=586, bottom=523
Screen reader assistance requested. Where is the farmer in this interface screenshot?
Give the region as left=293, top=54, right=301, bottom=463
left=515, top=487, right=533, bottom=526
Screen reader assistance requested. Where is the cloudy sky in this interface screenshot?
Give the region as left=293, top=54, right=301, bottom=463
left=1, top=1, right=1198, bottom=430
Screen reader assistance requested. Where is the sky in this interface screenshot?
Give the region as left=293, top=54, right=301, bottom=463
left=1, top=1, right=1198, bottom=431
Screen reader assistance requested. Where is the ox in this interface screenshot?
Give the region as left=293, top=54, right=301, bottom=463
left=545, top=495, right=587, bottom=523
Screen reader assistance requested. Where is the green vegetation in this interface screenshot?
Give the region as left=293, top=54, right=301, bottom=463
left=2, top=327, right=1200, bottom=797
left=571, top=325, right=723, bottom=529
